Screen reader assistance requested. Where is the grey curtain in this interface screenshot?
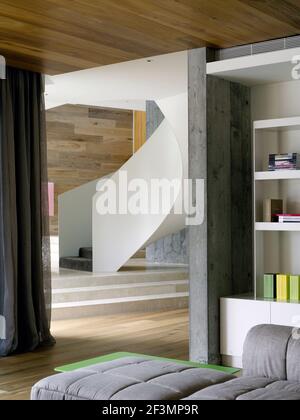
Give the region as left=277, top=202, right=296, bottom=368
left=0, top=67, right=55, bottom=356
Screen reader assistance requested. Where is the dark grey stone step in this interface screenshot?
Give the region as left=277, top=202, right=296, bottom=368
left=78, top=247, right=145, bottom=260
left=79, top=247, right=92, bottom=259
left=60, top=257, right=92, bottom=272
left=59, top=247, right=146, bottom=273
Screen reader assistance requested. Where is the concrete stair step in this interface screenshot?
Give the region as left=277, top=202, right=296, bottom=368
left=52, top=280, right=189, bottom=303
left=52, top=292, right=189, bottom=320
left=52, top=269, right=188, bottom=289
left=132, top=249, right=146, bottom=259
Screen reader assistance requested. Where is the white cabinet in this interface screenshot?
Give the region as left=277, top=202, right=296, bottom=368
left=221, top=297, right=300, bottom=367
left=220, top=298, right=271, bottom=364
left=271, top=301, right=300, bottom=327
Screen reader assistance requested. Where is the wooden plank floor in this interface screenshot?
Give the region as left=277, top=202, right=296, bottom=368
left=0, top=309, right=189, bottom=400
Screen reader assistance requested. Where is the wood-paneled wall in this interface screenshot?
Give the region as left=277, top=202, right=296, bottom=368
left=46, top=105, right=133, bottom=236
left=133, top=111, right=146, bottom=152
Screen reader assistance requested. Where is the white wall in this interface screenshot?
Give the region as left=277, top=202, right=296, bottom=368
left=252, top=80, right=300, bottom=120
left=50, top=236, right=59, bottom=271
left=59, top=179, right=99, bottom=258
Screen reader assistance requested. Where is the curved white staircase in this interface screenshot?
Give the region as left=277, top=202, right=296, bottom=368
left=93, top=93, right=188, bottom=272
left=55, top=94, right=189, bottom=319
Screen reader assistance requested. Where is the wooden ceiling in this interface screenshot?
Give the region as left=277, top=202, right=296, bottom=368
left=1, top=0, right=300, bottom=75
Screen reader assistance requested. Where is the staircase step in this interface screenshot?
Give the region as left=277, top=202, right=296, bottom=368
left=60, top=250, right=147, bottom=272
left=52, top=292, right=189, bottom=320
left=60, top=257, right=92, bottom=272
left=72, top=247, right=145, bottom=263
left=52, top=280, right=189, bottom=303
left=79, top=247, right=92, bottom=259
left=132, top=249, right=146, bottom=259
left=52, top=269, right=188, bottom=289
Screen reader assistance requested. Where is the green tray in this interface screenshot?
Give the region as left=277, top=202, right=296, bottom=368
left=55, top=351, right=240, bottom=375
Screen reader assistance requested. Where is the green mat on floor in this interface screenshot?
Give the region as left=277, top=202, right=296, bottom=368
left=55, top=352, right=240, bottom=374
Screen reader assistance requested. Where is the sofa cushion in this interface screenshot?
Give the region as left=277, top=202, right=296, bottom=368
left=31, top=357, right=234, bottom=401
left=184, top=377, right=275, bottom=400
left=243, top=325, right=292, bottom=380
left=185, top=378, right=300, bottom=401
left=237, top=381, right=300, bottom=400
left=185, top=377, right=300, bottom=401
left=287, top=332, right=300, bottom=382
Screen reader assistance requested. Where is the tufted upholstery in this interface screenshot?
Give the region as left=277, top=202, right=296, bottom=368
left=31, top=357, right=233, bottom=400
left=32, top=325, right=300, bottom=400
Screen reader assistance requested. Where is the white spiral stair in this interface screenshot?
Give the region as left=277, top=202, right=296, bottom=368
left=55, top=93, right=189, bottom=319
left=93, top=93, right=188, bottom=272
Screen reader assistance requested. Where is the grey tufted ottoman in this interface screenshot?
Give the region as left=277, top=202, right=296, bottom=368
left=31, top=357, right=233, bottom=400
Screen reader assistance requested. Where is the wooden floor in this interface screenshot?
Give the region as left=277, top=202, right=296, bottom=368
left=0, top=309, right=189, bottom=400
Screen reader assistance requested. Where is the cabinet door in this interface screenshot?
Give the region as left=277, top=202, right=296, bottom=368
left=221, top=298, right=271, bottom=358
left=271, top=302, right=300, bottom=327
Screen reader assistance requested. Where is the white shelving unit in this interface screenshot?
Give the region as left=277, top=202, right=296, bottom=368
left=253, top=116, right=300, bottom=297
left=221, top=116, right=300, bottom=368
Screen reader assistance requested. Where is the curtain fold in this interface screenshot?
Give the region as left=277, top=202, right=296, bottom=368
left=0, top=66, right=54, bottom=356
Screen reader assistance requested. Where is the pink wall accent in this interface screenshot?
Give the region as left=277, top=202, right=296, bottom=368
left=48, top=182, right=54, bottom=217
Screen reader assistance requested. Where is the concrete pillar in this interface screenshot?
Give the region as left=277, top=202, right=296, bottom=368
left=188, top=48, right=252, bottom=364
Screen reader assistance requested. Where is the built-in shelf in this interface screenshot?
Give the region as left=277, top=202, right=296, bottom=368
left=206, top=47, right=300, bottom=87
left=254, top=116, right=300, bottom=302
left=223, top=294, right=300, bottom=304
left=255, top=170, right=300, bottom=181
left=255, top=222, right=300, bottom=232
left=254, top=116, right=300, bottom=131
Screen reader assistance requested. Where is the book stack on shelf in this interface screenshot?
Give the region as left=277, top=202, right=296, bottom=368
left=274, top=214, right=300, bottom=223
left=264, top=273, right=300, bottom=301
left=263, top=199, right=283, bottom=223
left=263, top=199, right=300, bottom=224
left=269, top=153, right=300, bottom=171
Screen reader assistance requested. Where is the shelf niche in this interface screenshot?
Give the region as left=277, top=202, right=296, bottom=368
left=254, top=117, right=300, bottom=300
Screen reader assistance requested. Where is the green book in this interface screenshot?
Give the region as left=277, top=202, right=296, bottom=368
left=290, top=275, right=300, bottom=301
left=264, top=274, right=277, bottom=299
